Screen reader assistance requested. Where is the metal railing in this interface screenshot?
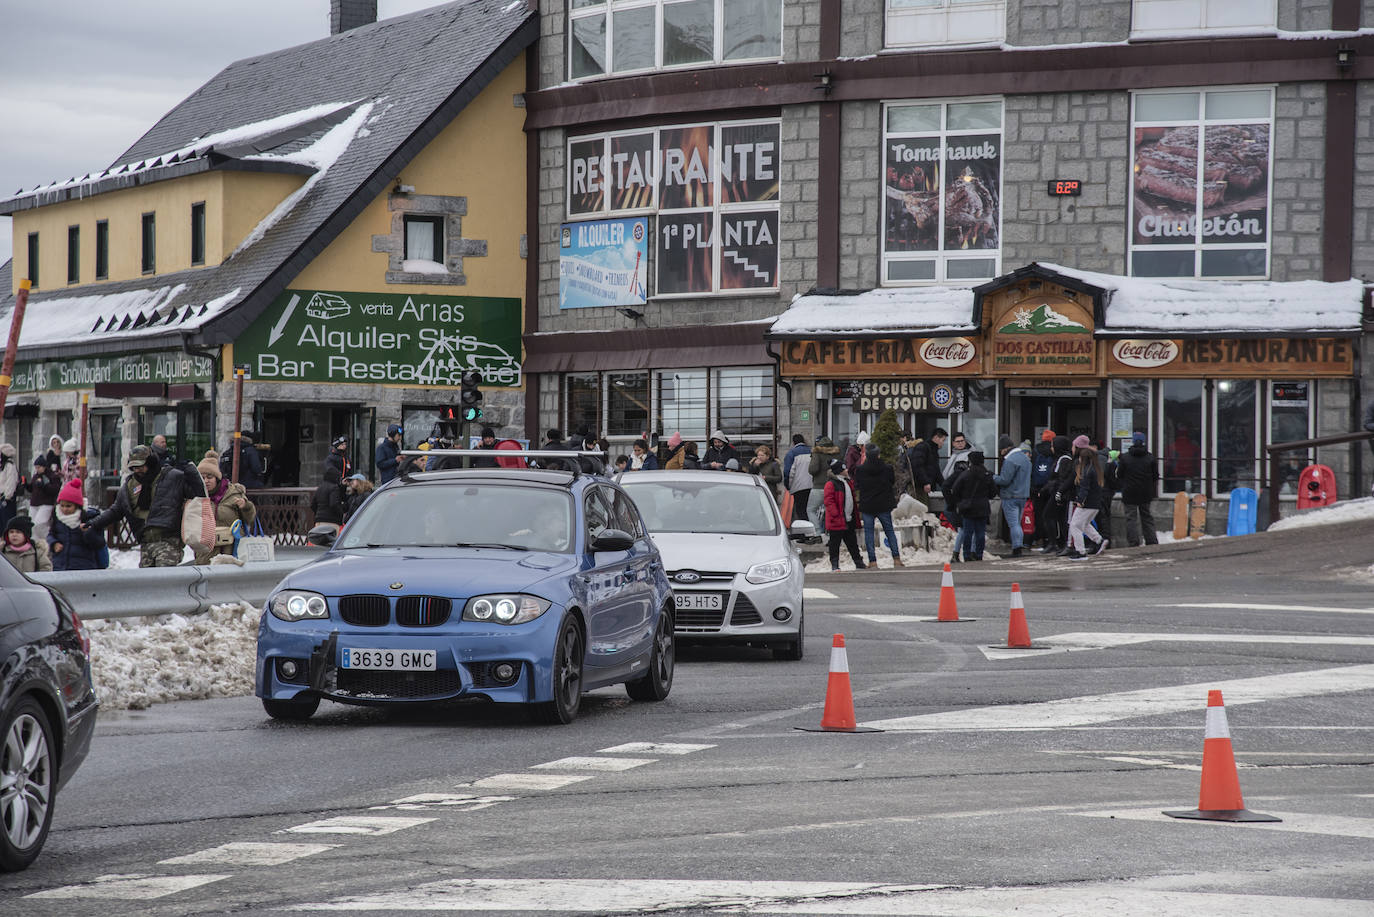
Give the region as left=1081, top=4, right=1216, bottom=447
left=1264, top=431, right=1374, bottom=525
left=31, top=559, right=306, bottom=620
left=100, top=486, right=317, bottom=550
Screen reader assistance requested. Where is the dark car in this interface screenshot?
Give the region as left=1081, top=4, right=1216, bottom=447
left=0, top=560, right=98, bottom=871
left=257, top=464, right=675, bottom=724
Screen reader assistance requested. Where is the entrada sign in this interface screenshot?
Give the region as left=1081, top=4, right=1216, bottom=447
left=236, top=289, right=523, bottom=387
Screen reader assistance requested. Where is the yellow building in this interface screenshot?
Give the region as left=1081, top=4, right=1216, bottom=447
left=0, top=0, right=535, bottom=490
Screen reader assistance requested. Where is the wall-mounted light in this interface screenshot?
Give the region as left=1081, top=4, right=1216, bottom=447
left=393, top=182, right=416, bottom=194
left=618, top=307, right=644, bottom=320
left=813, top=70, right=833, bottom=96
left=1337, top=46, right=1354, bottom=72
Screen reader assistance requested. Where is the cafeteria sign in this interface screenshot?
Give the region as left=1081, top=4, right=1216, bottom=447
left=236, top=289, right=522, bottom=386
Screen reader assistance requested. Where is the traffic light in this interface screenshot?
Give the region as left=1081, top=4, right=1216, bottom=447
left=460, top=369, right=483, bottom=422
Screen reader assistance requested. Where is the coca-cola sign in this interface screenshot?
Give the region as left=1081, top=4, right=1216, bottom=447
left=920, top=337, right=976, bottom=368
left=1112, top=339, right=1178, bottom=368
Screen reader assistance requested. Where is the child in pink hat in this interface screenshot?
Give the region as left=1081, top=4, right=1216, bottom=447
left=48, top=478, right=107, bottom=571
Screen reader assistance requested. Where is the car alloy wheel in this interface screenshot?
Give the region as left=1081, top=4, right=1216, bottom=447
left=627, top=606, right=674, bottom=701
left=536, top=617, right=584, bottom=725
left=0, top=699, right=55, bottom=872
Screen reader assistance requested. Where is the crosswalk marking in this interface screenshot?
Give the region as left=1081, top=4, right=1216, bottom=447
left=803, top=587, right=837, bottom=599
left=158, top=842, right=337, bottom=866
left=531, top=755, right=656, bottom=771
left=26, top=873, right=232, bottom=900
left=280, top=815, right=434, bottom=836
left=1156, top=602, right=1374, bottom=615
left=598, top=742, right=715, bottom=755
left=845, top=614, right=937, bottom=623
left=1076, top=807, right=1374, bottom=839
left=370, top=792, right=515, bottom=812
left=283, top=877, right=1374, bottom=914
left=979, top=632, right=1374, bottom=661
left=460, top=773, right=595, bottom=791
left=860, top=664, right=1374, bottom=731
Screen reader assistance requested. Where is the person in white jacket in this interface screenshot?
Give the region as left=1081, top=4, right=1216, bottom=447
left=0, top=444, right=17, bottom=531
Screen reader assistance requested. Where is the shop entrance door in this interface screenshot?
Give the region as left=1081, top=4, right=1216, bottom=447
left=1013, top=395, right=1098, bottom=444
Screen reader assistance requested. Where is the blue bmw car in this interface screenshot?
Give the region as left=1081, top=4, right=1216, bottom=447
left=255, top=465, right=675, bottom=724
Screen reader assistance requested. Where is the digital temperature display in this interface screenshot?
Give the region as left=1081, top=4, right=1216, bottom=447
left=1047, top=180, right=1082, bottom=196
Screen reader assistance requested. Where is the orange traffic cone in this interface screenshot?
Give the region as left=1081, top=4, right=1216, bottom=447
left=1000, top=583, right=1049, bottom=649
left=1163, top=690, right=1280, bottom=823
left=796, top=634, right=881, bottom=733
left=937, top=563, right=960, bottom=621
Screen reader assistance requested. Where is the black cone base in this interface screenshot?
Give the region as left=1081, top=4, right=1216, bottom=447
left=794, top=725, right=884, bottom=733
left=1163, top=808, right=1282, bottom=823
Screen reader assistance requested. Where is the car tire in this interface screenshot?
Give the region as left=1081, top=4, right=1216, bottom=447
left=0, top=697, right=56, bottom=872
left=626, top=607, right=674, bottom=702
left=772, top=605, right=804, bottom=661
left=262, top=695, right=320, bottom=721
left=534, top=616, right=584, bottom=725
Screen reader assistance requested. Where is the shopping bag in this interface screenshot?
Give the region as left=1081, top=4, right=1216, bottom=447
left=780, top=490, right=795, bottom=525
left=1020, top=499, right=1036, bottom=535
left=181, top=497, right=217, bottom=554
left=237, top=517, right=275, bottom=562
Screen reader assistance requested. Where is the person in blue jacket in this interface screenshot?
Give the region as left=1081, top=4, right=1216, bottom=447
left=376, top=423, right=403, bottom=484
left=992, top=434, right=1031, bottom=557
left=47, top=479, right=107, bottom=571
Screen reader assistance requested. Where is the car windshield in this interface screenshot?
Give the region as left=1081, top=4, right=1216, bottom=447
left=621, top=479, right=778, bottom=536
left=336, top=483, right=575, bottom=553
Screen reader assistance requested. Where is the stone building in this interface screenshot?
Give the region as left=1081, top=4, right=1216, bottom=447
left=523, top=0, right=1374, bottom=516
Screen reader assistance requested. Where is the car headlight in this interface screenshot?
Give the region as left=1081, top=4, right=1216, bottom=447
left=463, top=594, right=551, bottom=625
left=270, top=589, right=330, bottom=622
left=745, top=557, right=792, bottom=585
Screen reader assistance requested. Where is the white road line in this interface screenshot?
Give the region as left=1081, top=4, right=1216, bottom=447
left=280, top=815, right=434, bottom=836
left=598, top=742, right=716, bottom=755
left=979, top=632, right=1374, bottom=661
left=1156, top=602, right=1374, bottom=615
left=283, top=877, right=1373, bottom=914
left=460, top=773, right=595, bottom=791
left=26, top=873, right=232, bottom=900
left=860, top=664, right=1374, bottom=731
left=370, top=792, right=515, bottom=812
left=531, top=755, right=656, bottom=771
left=158, top=842, right=338, bottom=867
left=845, top=614, right=938, bottom=623
left=1077, top=807, right=1374, bottom=840
left=803, top=587, right=837, bottom=599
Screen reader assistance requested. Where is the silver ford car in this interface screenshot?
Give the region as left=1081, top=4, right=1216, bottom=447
left=619, top=470, right=812, bottom=660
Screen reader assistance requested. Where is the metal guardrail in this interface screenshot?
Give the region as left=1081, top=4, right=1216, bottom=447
left=31, top=560, right=306, bottom=620
left=1263, top=431, right=1374, bottom=525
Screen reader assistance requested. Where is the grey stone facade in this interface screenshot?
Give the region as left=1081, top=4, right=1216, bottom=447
left=1279, top=0, right=1340, bottom=31
left=1006, top=0, right=1131, bottom=46
left=839, top=102, right=882, bottom=288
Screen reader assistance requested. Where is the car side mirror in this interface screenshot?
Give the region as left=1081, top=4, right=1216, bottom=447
left=590, top=529, right=635, bottom=552
left=789, top=520, right=816, bottom=540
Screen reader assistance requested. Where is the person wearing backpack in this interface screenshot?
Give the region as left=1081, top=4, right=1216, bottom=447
left=946, top=451, right=995, bottom=562
left=1039, top=434, right=1074, bottom=554
left=48, top=479, right=107, bottom=571
left=1028, top=429, right=1056, bottom=548
left=781, top=434, right=812, bottom=524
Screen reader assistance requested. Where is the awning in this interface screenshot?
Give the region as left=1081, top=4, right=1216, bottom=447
left=522, top=322, right=774, bottom=373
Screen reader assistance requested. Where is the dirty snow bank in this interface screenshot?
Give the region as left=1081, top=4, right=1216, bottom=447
left=1268, top=497, right=1374, bottom=532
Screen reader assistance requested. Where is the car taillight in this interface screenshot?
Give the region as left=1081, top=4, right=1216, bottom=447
left=70, top=609, right=91, bottom=656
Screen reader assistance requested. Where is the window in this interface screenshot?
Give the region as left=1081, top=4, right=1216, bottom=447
left=568, top=120, right=780, bottom=296
left=191, top=202, right=206, bottom=266
left=607, top=372, right=649, bottom=436
left=656, top=369, right=707, bottom=438
left=886, top=0, right=1005, bottom=49
left=569, top=0, right=781, bottom=80
left=1109, top=378, right=1151, bottom=454
left=26, top=232, right=38, bottom=287
left=95, top=220, right=109, bottom=280
left=141, top=212, right=156, bottom=274
left=67, top=225, right=79, bottom=284
left=1213, top=379, right=1258, bottom=494
left=1130, top=88, right=1272, bottom=279
left=882, top=100, right=1003, bottom=284
left=566, top=373, right=601, bottom=439
left=403, top=215, right=444, bottom=266
left=1132, top=0, right=1275, bottom=38
left=1161, top=379, right=1204, bottom=493
left=961, top=378, right=997, bottom=458
left=713, top=367, right=772, bottom=439
left=1268, top=380, right=1312, bottom=496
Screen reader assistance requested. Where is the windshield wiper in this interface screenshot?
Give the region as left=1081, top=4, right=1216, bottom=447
left=453, top=542, right=527, bottom=551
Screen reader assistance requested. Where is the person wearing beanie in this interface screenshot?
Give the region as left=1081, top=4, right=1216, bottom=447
left=807, top=435, right=842, bottom=530
left=703, top=430, right=739, bottom=471
left=1117, top=430, right=1159, bottom=547
left=194, top=450, right=257, bottom=564
left=48, top=480, right=106, bottom=571
left=376, top=422, right=404, bottom=485
left=663, top=431, right=687, bottom=470
left=1066, top=441, right=1108, bottom=558
left=88, top=443, right=200, bottom=567
left=1038, top=434, right=1075, bottom=554
left=993, top=432, right=1032, bottom=557
left=1041, top=429, right=1056, bottom=443
left=471, top=427, right=501, bottom=469
left=28, top=453, right=64, bottom=544
left=3, top=515, right=52, bottom=573
left=781, top=433, right=812, bottom=524
left=61, top=437, right=80, bottom=483
left=822, top=458, right=866, bottom=571
left=1028, top=430, right=1057, bottom=549
left=947, top=450, right=995, bottom=561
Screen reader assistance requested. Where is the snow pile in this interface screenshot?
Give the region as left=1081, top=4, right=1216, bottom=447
left=88, top=602, right=261, bottom=710
left=1041, top=263, right=1365, bottom=332
left=771, top=287, right=976, bottom=335
left=1269, top=497, right=1374, bottom=532
left=804, top=519, right=955, bottom=572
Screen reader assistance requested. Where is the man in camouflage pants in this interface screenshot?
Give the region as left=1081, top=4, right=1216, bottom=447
left=88, top=445, right=193, bottom=567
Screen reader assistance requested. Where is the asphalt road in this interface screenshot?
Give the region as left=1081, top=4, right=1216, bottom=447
left=3, top=522, right=1372, bottom=915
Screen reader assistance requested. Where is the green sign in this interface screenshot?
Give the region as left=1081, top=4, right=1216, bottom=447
left=236, top=289, right=523, bottom=387
left=10, top=351, right=214, bottom=394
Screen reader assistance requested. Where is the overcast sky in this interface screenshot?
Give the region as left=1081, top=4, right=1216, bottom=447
left=0, top=0, right=444, bottom=268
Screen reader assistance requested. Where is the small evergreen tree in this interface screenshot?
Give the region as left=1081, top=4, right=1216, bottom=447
left=871, top=408, right=902, bottom=464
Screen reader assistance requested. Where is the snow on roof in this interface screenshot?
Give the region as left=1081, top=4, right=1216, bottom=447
left=769, top=287, right=977, bottom=336
left=1039, top=263, right=1366, bottom=333
left=15, top=283, right=241, bottom=348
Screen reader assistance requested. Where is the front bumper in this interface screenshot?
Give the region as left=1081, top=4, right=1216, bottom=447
left=255, top=604, right=566, bottom=706
left=670, top=571, right=802, bottom=643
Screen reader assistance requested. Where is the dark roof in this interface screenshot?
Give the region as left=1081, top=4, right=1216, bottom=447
left=0, top=0, right=536, bottom=360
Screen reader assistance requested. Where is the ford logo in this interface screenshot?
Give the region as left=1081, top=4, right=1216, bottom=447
left=673, top=571, right=702, bottom=584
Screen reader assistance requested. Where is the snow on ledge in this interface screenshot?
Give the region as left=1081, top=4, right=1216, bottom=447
left=1268, top=497, right=1374, bottom=532
left=770, top=287, right=977, bottom=335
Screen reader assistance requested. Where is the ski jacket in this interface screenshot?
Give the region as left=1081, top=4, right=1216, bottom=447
left=90, top=463, right=198, bottom=541
left=947, top=463, right=995, bottom=520
left=1116, top=444, right=1159, bottom=504
left=48, top=509, right=106, bottom=571
left=853, top=450, right=897, bottom=515
left=822, top=475, right=861, bottom=531
left=2, top=541, right=52, bottom=573
left=782, top=444, right=811, bottom=492
left=908, top=439, right=944, bottom=491
left=808, top=439, right=840, bottom=490
left=1074, top=460, right=1103, bottom=510
left=1030, top=441, right=1055, bottom=489
left=376, top=438, right=401, bottom=483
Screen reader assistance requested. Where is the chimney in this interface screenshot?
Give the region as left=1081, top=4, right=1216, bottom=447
left=331, top=0, right=378, bottom=35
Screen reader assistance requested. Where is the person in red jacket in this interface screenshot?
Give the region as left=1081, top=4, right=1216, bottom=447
left=823, top=459, right=867, bottom=572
